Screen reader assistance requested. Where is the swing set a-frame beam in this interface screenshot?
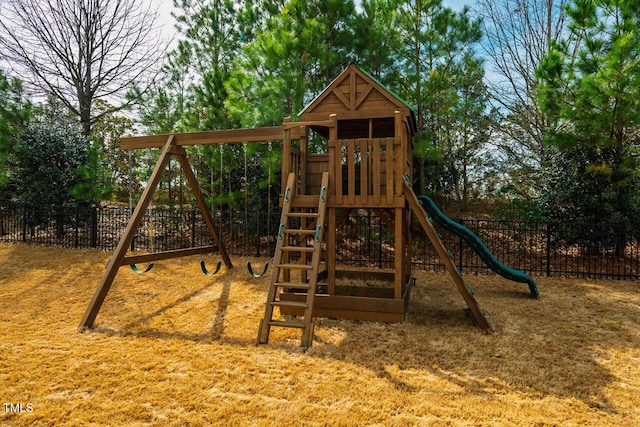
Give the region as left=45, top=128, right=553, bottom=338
left=78, top=135, right=233, bottom=330
left=119, top=125, right=303, bottom=150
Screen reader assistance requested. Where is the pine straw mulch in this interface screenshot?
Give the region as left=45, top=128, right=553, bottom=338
left=1, top=243, right=639, bottom=426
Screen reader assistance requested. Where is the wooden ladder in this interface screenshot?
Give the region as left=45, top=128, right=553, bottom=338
left=257, top=172, right=329, bottom=347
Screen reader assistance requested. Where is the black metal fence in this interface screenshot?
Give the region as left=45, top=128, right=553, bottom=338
left=1, top=203, right=639, bottom=280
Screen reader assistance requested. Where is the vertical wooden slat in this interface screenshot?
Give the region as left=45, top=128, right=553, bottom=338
left=373, top=138, right=381, bottom=205
left=350, top=69, right=356, bottom=109
left=403, top=118, right=412, bottom=178
left=359, top=139, right=368, bottom=204
left=385, top=137, right=394, bottom=205
left=367, top=118, right=380, bottom=203
left=347, top=139, right=356, bottom=205
left=394, top=111, right=404, bottom=198
left=326, top=113, right=337, bottom=295
left=328, top=140, right=336, bottom=199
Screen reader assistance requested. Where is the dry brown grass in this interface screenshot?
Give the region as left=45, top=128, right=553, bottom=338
left=1, top=242, right=640, bottom=426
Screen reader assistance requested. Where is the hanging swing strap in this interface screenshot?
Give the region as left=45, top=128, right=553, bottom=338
left=243, top=142, right=270, bottom=278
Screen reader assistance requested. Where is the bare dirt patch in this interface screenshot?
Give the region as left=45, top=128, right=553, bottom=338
left=1, top=243, right=639, bottom=426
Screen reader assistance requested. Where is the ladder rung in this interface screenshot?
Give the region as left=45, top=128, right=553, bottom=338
left=287, top=212, right=319, bottom=218
left=274, top=282, right=311, bottom=289
left=281, top=246, right=315, bottom=252
left=268, top=319, right=305, bottom=329
left=271, top=300, right=307, bottom=308
left=284, top=229, right=315, bottom=235
left=277, top=263, right=313, bottom=270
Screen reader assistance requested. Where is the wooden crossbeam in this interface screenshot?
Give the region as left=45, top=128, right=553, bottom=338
left=122, top=246, right=218, bottom=265
left=120, top=126, right=301, bottom=150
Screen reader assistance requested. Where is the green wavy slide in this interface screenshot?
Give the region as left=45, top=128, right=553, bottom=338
left=417, top=195, right=539, bottom=298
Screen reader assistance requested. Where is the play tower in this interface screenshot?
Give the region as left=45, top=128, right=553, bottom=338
left=258, top=64, right=416, bottom=334
left=257, top=64, right=493, bottom=346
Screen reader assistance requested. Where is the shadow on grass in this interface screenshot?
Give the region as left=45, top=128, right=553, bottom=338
left=310, top=276, right=638, bottom=415
left=45, top=242, right=634, bottom=417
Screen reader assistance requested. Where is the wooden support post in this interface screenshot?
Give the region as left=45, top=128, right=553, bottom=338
left=327, top=207, right=336, bottom=295
left=300, top=126, right=308, bottom=194
left=394, top=207, right=404, bottom=299
left=327, top=114, right=338, bottom=294
left=328, top=114, right=341, bottom=205
left=405, top=208, right=413, bottom=284
left=282, top=118, right=292, bottom=193
left=79, top=136, right=175, bottom=329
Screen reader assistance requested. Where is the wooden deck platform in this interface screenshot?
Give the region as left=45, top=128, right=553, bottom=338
left=278, top=268, right=414, bottom=322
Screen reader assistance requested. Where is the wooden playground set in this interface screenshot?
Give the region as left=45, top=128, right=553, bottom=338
left=80, top=64, right=537, bottom=347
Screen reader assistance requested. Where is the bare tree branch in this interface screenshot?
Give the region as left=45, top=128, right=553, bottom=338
left=0, top=0, right=166, bottom=135
left=474, top=0, right=572, bottom=196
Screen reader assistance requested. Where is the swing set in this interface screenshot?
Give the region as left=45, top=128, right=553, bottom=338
left=122, top=138, right=273, bottom=279
left=79, top=128, right=290, bottom=330
left=80, top=64, right=536, bottom=348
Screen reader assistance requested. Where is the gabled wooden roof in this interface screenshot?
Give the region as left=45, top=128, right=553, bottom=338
left=299, top=63, right=416, bottom=134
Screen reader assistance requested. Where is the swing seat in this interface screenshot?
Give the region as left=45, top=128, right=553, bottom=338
left=201, top=259, right=222, bottom=276
left=130, top=263, right=154, bottom=274
left=247, top=261, right=269, bottom=278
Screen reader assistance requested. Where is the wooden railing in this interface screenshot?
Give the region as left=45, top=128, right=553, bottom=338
left=329, top=137, right=398, bottom=206
left=282, top=111, right=412, bottom=208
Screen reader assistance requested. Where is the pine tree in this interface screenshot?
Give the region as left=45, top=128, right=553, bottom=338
left=397, top=0, right=486, bottom=197
left=536, top=0, right=640, bottom=251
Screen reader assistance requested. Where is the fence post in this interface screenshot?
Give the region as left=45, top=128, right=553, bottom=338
left=130, top=207, right=136, bottom=252
left=546, top=221, right=552, bottom=277
left=22, top=204, right=27, bottom=242
left=256, top=211, right=261, bottom=257
left=458, top=218, right=464, bottom=273
left=74, top=204, right=80, bottom=248
left=91, top=206, right=98, bottom=248
left=191, top=207, right=196, bottom=248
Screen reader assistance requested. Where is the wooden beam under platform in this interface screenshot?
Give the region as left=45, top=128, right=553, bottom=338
left=279, top=283, right=413, bottom=323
